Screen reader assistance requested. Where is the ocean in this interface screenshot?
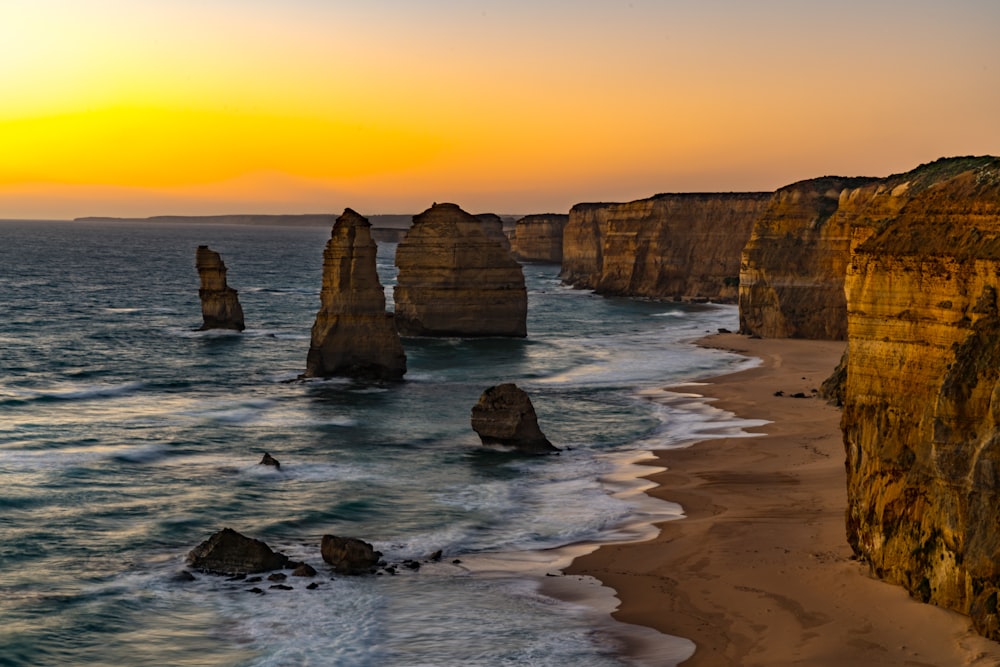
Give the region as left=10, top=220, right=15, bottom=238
left=0, top=220, right=763, bottom=666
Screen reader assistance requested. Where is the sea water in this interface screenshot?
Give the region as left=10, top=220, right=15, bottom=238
left=0, top=220, right=762, bottom=666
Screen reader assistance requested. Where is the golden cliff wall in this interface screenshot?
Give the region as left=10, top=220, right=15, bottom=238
left=841, top=156, right=1000, bottom=638
left=510, top=214, right=568, bottom=263
left=739, top=177, right=877, bottom=339
left=561, top=193, right=771, bottom=301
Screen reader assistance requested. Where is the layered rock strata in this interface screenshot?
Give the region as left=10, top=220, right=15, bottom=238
left=561, top=193, right=771, bottom=301
left=510, top=214, right=569, bottom=263
left=303, top=209, right=406, bottom=380
left=476, top=213, right=513, bottom=253
left=841, top=156, right=1000, bottom=638
left=738, top=177, right=877, bottom=339
left=471, top=383, right=557, bottom=454
left=394, top=203, right=527, bottom=337
left=195, top=246, right=245, bottom=331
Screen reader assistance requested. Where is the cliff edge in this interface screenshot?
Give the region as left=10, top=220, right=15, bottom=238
left=841, top=156, right=1000, bottom=638
left=561, top=193, right=771, bottom=302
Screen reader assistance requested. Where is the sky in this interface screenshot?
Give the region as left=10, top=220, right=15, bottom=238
left=2, top=0, right=999, bottom=219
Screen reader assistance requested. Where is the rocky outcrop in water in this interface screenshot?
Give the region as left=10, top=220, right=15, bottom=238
left=471, top=383, right=557, bottom=454
left=560, top=193, right=771, bottom=301
left=511, top=214, right=568, bottom=263
left=187, top=528, right=289, bottom=575
left=195, top=246, right=245, bottom=331
left=738, top=177, right=877, bottom=339
left=303, top=209, right=406, bottom=381
left=840, top=156, right=1000, bottom=639
left=394, top=203, right=527, bottom=337
left=321, top=535, right=381, bottom=574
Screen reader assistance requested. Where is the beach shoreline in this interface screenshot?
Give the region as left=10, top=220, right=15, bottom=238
left=562, top=333, right=1000, bottom=666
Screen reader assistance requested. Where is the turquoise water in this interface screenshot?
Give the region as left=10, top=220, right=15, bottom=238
left=0, top=220, right=755, bottom=666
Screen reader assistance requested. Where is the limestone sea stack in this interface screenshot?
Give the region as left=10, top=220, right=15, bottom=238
left=195, top=245, right=245, bottom=331
left=738, top=176, right=877, bottom=339
left=560, top=193, right=771, bottom=302
left=475, top=213, right=513, bottom=253
left=510, top=214, right=568, bottom=263
left=470, top=383, right=557, bottom=454
left=394, top=203, right=527, bottom=337
left=839, top=156, right=1000, bottom=638
left=303, top=209, right=406, bottom=381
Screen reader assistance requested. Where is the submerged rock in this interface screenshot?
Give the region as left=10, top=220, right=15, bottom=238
left=303, top=209, right=406, bottom=381
left=195, top=246, right=245, bottom=331
left=470, top=383, right=558, bottom=454
left=321, top=535, right=381, bottom=575
left=186, top=528, right=289, bottom=576
left=394, top=203, right=527, bottom=337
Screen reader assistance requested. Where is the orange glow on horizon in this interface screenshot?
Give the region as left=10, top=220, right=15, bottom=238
left=1, top=1, right=998, bottom=219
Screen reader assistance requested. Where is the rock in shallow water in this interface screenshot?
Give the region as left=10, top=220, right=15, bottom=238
left=320, top=535, right=381, bottom=575
left=471, top=383, right=558, bottom=454
left=186, top=527, right=289, bottom=576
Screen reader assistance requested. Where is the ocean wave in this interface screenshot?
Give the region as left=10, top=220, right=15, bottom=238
left=0, top=381, right=146, bottom=406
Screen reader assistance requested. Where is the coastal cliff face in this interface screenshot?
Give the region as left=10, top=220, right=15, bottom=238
left=739, top=177, right=877, bottom=339
left=561, top=193, right=771, bottom=301
left=510, top=214, right=568, bottom=263
left=394, top=203, right=527, bottom=337
left=195, top=246, right=245, bottom=331
left=841, top=156, right=1000, bottom=638
left=303, top=209, right=406, bottom=380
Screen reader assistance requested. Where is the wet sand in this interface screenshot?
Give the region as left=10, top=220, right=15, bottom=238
left=566, top=333, right=1000, bottom=666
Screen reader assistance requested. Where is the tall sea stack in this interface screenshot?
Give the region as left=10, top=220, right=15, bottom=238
left=303, top=209, right=406, bottom=381
left=195, top=245, right=245, bottom=331
left=394, top=203, right=527, bottom=337
left=840, top=156, right=1000, bottom=638
left=511, top=214, right=568, bottom=263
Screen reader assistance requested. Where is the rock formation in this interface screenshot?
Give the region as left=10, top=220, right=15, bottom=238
left=738, top=177, right=877, bottom=339
left=394, top=203, right=527, bottom=337
left=560, top=193, right=771, bottom=302
left=470, top=383, right=557, bottom=454
left=303, top=209, right=406, bottom=381
left=195, top=246, right=245, bottom=331
left=476, top=213, right=513, bottom=253
left=840, top=156, right=1000, bottom=638
left=186, top=528, right=289, bottom=575
left=321, top=535, right=381, bottom=574
left=510, top=214, right=569, bottom=263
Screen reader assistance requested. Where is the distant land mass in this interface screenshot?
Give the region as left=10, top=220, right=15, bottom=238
left=72, top=213, right=520, bottom=230
left=73, top=213, right=409, bottom=229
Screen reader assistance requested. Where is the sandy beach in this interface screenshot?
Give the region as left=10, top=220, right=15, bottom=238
left=567, top=333, right=1000, bottom=666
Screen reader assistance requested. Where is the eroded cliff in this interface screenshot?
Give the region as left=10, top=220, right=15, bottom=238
left=561, top=193, right=771, bottom=301
left=394, top=203, right=527, bottom=337
left=510, top=214, right=568, bottom=263
left=841, top=156, right=1000, bottom=638
left=739, top=177, right=877, bottom=339
left=195, top=245, right=245, bottom=331
left=303, top=209, right=406, bottom=380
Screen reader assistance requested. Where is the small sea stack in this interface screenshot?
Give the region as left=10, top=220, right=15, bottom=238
left=394, top=203, right=527, bottom=337
left=471, top=383, right=558, bottom=454
left=195, top=245, right=245, bottom=331
left=303, top=208, right=406, bottom=381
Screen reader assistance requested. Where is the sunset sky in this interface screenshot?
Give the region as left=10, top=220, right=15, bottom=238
left=2, top=0, right=998, bottom=219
